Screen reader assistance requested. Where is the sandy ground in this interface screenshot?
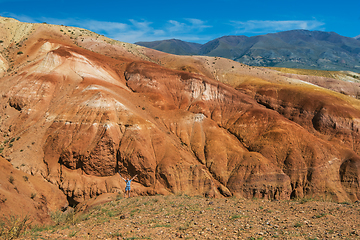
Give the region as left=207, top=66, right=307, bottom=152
left=20, top=195, right=360, bottom=240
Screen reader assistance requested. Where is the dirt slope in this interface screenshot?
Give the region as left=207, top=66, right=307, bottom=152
left=0, top=156, right=67, bottom=224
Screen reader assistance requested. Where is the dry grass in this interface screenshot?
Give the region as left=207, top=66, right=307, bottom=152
left=16, top=195, right=360, bottom=240
left=0, top=215, right=30, bottom=240
left=268, top=67, right=340, bottom=79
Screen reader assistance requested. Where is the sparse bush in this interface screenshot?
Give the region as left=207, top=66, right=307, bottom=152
left=152, top=224, right=171, bottom=228
left=294, top=222, right=302, bottom=228
left=23, top=176, right=28, bottom=182
left=178, top=222, right=190, bottom=231
left=30, top=193, right=36, bottom=199
left=116, top=193, right=123, bottom=201
left=17, top=51, right=23, bottom=55
left=230, top=215, right=242, bottom=220
left=0, top=215, right=30, bottom=239
left=50, top=211, right=66, bottom=225
left=69, top=230, right=78, bottom=237
left=0, top=40, right=3, bottom=43
left=8, top=176, right=14, bottom=184
left=298, top=197, right=315, bottom=204
left=314, top=213, right=326, bottom=218
left=51, top=209, right=79, bottom=226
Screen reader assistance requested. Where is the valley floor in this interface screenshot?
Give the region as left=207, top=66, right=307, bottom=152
left=20, top=195, right=360, bottom=239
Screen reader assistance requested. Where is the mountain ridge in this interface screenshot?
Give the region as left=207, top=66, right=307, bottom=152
left=135, top=39, right=202, bottom=55
left=136, top=30, right=360, bottom=73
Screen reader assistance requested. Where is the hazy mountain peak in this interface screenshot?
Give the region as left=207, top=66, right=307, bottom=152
left=135, top=38, right=201, bottom=55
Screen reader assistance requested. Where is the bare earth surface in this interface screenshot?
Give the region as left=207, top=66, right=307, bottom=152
left=21, top=195, right=360, bottom=240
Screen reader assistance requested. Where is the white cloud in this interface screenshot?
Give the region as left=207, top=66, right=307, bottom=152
left=231, top=20, right=325, bottom=34
left=1, top=13, right=38, bottom=23
left=0, top=13, right=212, bottom=43
left=167, top=19, right=211, bottom=33
left=186, top=18, right=211, bottom=29
left=4, top=13, right=327, bottom=44
left=168, top=20, right=186, bottom=33
left=76, top=18, right=212, bottom=43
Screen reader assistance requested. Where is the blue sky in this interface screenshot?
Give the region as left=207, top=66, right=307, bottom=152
left=1, top=0, right=359, bottom=43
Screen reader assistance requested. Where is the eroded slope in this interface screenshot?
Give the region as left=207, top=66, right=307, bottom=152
left=0, top=17, right=359, bottom=223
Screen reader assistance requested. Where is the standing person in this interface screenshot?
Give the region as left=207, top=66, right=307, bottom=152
left=118, top=171, right=137, bottom=198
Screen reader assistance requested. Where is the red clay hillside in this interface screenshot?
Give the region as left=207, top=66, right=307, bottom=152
left=0, top=16, right=359, bottom=223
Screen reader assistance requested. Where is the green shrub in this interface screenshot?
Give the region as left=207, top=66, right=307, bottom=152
left=51, top=209, right=79, bottom=226
left=69, top=230, right=78, bottom=237
left=294, top=222, right=302, bottom=228
left=8, top=176, right=14, bottom=184
left=230, top=215, right=241, bottom=220
left=30, top=193, right=36, bottom=199
left=314, top=213, right=326, bottom=218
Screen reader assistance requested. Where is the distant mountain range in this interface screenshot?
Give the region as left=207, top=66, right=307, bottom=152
left=136, top=30, right=360, bottom=72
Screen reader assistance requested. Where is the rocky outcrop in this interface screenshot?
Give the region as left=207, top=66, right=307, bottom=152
left=0, top=54, right=8, bottom=77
